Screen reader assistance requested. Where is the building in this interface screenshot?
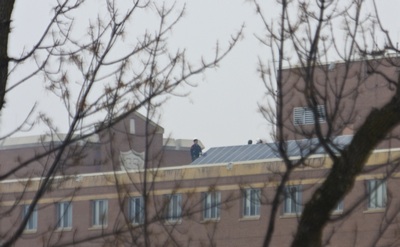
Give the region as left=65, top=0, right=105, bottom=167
left=279, top=56, right=400, bottom=148
left=1, top=132, right=399, bottom=246
left=0, top=111, right=198, bottom=246
left=2, top=57, right=400, bottom=246
left=0, top=112, right=195, bottom=179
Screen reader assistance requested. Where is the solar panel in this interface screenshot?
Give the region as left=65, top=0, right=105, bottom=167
left=190, top=135, right=354, bottom=165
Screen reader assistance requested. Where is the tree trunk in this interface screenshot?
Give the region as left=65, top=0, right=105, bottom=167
left=291, top=91, right=400, bottom=247
left=0, top=0, right=15, bottom=110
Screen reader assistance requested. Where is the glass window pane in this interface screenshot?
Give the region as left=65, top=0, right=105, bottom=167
left=203, top=192, right=220, bottom=220
left=92, top=200, right=108, bottom=226
left=368, top=180, right=386, bottom=209
left=57, top=202, right=72, bottom=228
left=23, top=205, right=38, bottom=230
left=284, top=185, right=302, bottom=214
left=243, top=189, right=260, bottom=217
left=166, top=194, right=181, bottom=221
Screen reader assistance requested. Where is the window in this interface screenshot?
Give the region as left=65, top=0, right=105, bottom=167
left=23, top=205, right=38, bottom=231
left=56, top=202, right=72, bottom=229
left=129, top=119, right=135, bottom=134
left=92, top=200, right=108, bottom=227
left=165, top=194, right=182, bottom=221
left=203, top=191, right=221, bottom=220
left=367, top=180, right=386, bottom=209
left=129, top=197, right=144, bottom=224
left=243, top=189, right=260, bottom=217
left=333, top=200, right=344, bottom=213
left=293, top=105, right=326, bottom=125
left=283, top=185, right=302, bottom=214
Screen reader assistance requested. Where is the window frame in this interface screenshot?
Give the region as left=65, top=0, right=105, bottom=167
left=243, top=188, right=261, bottom=217
left=129, top=196, right=144, bottom=224
left=56, top=201, right=72, bottom=229
left=283, top=185, right=302, bottom=215
left=92, top=199, right=108, bottom=227
left=367, top=180, right=387, bottom=209
left=202, top=191, right=221, bottom=220
left=293, top=105, right=326, bottom=125
left=23, top=205, right=38, bottom=231
left=165, top=194, right=182, bottom=222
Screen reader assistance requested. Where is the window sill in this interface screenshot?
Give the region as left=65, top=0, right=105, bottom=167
left=363, top=208, right=385, bottom=214
left=23, top=229, right=37, bottom=234
left=130, top=222, right=143, bottom=226
left=239, top=216, right=260, bottom=221
left=55, top=227, right=72, bottom=232
left=201, top=218, right=220, bottom=223
left=280, top=213, right=301, bottom=219
left=88, top=225, right=108, bottom=230
left=164, top=219, right=182, bottom=225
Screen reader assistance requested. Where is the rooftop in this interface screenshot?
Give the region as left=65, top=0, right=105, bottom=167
left=190, top=135, right=353, bottom=165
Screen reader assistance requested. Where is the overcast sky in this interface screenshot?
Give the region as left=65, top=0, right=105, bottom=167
left=159, top=0, right=268, bottom=149
left=151, top=0, right=400, bottom=149
left=4, top=0, right=400, bottom=150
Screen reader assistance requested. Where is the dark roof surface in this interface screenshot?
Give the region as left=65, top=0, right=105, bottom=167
left=190, top=135, right=353, bottom=165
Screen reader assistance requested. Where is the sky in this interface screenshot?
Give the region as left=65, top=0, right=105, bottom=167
left=4, top=0, right=400, bottom=151
left=159, top=1, right=269, bottom=149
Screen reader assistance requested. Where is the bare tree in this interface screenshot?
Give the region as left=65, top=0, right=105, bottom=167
left=254, top=0, right=400, bottom=246
left=0, top=0, right=241, bottom=246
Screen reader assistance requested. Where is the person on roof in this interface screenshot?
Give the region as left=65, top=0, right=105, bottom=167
left=190, top=139, right=202, bottom=161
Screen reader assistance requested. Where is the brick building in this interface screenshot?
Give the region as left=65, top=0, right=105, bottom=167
left=1, top=133, right=399, bottom=246
left=279, top=56, right=400, bottom=147
left=2, top=57, right=400, bottom=246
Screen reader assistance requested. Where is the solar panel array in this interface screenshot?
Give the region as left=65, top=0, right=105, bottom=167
left=190, top=135, right=353, bottom=165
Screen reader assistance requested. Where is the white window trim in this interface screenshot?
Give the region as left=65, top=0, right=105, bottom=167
left=92, top=200, right=108, bottom=227
left=203, top=191, right=221, bottom=220
left=243, top=189, right=260, bottom=217
left=283, top=185, right=302, bottom=215
left=293, top=105, right=326, bottom=125
left=129, top=196, right=144, bottom=225
left=368, top=180, right=387, bottom=209
left=57, top=202, right=72, bottom=229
